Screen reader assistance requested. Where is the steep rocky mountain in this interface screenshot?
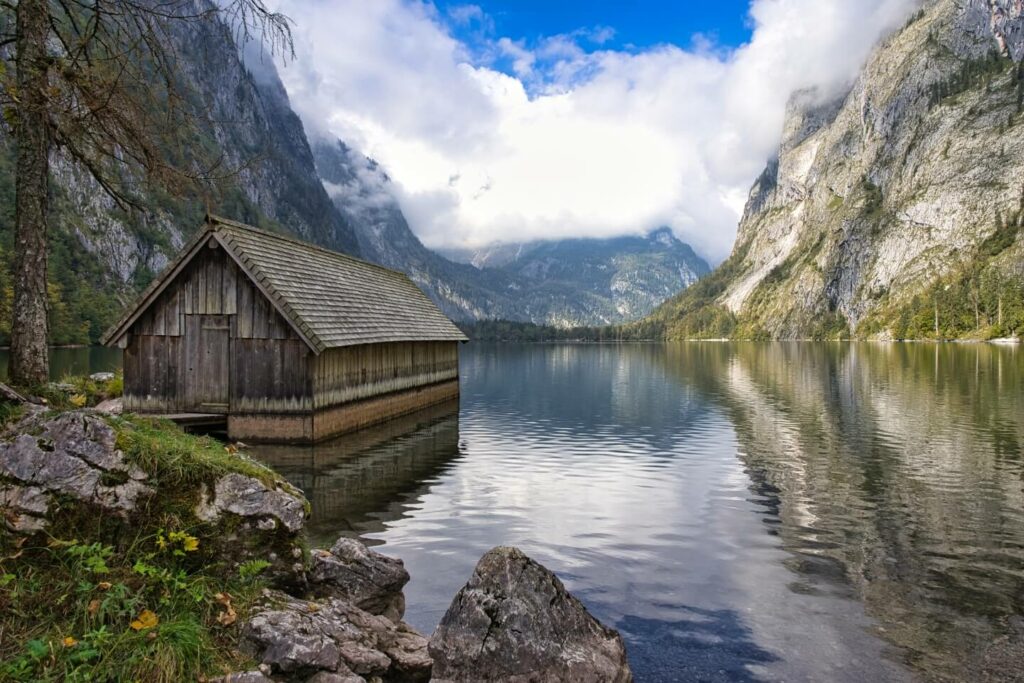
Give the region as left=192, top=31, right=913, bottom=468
left=313, top=139, right=710, bottom=326
left=311, top=140, right=520, bottom=322
left=651, top=0, right=1024, bottom=340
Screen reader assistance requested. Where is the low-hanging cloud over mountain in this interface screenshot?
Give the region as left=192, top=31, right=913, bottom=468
left=268, top=0, right=919, bottom=262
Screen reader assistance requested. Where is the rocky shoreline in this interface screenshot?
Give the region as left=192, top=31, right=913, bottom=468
left=0, top=403, right=633, bottom=682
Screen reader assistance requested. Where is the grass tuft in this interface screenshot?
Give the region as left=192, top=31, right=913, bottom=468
left=111, top=415, right=281, bottom=489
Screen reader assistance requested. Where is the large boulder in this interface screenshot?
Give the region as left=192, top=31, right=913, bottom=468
left=241, top=590, right=431, bottom=682
left=429, top=546, right=633, bottom=683
left=309, top=538, right=409, bottom=623
left=0, top=411, right=153, bottom=532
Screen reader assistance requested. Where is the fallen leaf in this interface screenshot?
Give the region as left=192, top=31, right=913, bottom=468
left=62, top=636, right=78, bottom=648
left=87, top=599, right=101, bottom=616
left=69, top=394, right=87, bottom=408
left=147, top=631, right=157, bottom=641
left=214, top=592, right=237, bottom=626
left=97, top=581, right=112, bottom=591
left=130, top=609, right=159, bottom=631
left=307, top=602, right=320, bottom=613
left=216, top=607, right=237, bottom=626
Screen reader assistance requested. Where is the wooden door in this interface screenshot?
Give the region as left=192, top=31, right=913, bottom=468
left=184, top=314, right=230, bottom=413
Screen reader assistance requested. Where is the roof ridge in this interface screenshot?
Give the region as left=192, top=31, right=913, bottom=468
left=205, top=214, right=415, bottom=281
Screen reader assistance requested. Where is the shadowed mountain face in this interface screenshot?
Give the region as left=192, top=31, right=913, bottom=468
left=313, top=139, right=710, bottom=326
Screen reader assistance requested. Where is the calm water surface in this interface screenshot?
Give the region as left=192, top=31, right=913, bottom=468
left=32, top=343, right=1024, bottom=681
left=252, top=342, right=1024, bottom=682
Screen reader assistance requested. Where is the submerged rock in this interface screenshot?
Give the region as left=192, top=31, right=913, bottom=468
left=309, top=537, right=409, bottom=623
left=241, top=590, right=431, bottom=682
left=429, top=546, right=633, bottom=683
left=0, top=412, right=153, bottom=532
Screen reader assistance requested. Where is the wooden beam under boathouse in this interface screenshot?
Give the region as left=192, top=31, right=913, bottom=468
left=100, top=214, right=468, bottom=443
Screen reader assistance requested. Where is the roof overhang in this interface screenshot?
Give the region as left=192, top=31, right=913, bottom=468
left=100, top=219, right=320, bottom=354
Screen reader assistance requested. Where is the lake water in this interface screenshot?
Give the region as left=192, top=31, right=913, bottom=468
left=28, top=343, right=1024, bottom=681
left=0, top=346, right=122, bottom=381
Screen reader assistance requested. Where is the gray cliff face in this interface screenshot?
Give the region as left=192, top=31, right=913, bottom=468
left=314, top=140, right=709, bottom=326
left=710, top=0, right=1024, bottom=338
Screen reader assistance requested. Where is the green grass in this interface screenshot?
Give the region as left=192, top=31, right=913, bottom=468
left=0, top=533, right=265, bottom=682
left=30, top=372, right=124, bottom=411
left=0, top=414, right=302, bottom=682
left=111, top=416, right=283, bottom=490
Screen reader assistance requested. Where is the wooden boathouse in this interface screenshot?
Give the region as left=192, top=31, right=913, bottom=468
left=101, top=215, right=467, bottom=443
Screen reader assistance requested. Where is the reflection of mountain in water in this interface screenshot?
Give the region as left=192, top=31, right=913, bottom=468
left=463, top=343, right=715, bottom=452
left=679, top=343, right=1024, bottom=681
left=251, top=400, right=462, bottom=546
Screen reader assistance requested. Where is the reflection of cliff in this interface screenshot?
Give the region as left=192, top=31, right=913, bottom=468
left=694, top=343, right=1024, bottom=681
left=251, top=400, right=462, bottom=546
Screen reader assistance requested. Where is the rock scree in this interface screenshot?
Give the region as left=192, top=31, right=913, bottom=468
left=428, top=545, right=633, bottom=683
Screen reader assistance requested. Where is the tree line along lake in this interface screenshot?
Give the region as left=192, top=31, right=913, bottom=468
left=11, top=341, right=1024, bottom=682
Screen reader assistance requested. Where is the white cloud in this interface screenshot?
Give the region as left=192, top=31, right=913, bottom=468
left=271, top=0, right=919, bottom=262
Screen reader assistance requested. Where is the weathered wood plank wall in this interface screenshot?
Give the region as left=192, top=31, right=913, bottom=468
left=124, top=246, right=310, bottom=413
left=311, top=341, right=459, bottom=409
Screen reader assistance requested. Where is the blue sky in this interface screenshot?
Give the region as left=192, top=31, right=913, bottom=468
left=441, top=1, right=755, bottom=53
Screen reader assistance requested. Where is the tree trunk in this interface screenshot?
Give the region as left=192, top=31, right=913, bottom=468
left=9, top=0, right=51, bottom=387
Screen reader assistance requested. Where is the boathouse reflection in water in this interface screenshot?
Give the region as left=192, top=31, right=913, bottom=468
left=251, top=400, right=462, bottom=546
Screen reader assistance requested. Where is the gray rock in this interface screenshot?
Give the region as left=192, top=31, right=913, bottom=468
left=212, top=672, right=276, bottom=683
left=309, top=538, right=409, bottom=622
left=304, top=670, right=365, bottom=683
left=429, top=546, right=632, bottom=683
left=242, top=590, right=431, bottom=682
left=0, top=484, right=50, bottom=532
left=0, top=412, right=154, bottom=531
left=89, top=372, right=116, bottom=382
left=195, top=471, right=306, bottom=532
left=94, top=398, right=123, bottom=415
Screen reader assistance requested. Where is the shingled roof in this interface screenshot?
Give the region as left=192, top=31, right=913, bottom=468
left=102, top=215, right=467, bottom=352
